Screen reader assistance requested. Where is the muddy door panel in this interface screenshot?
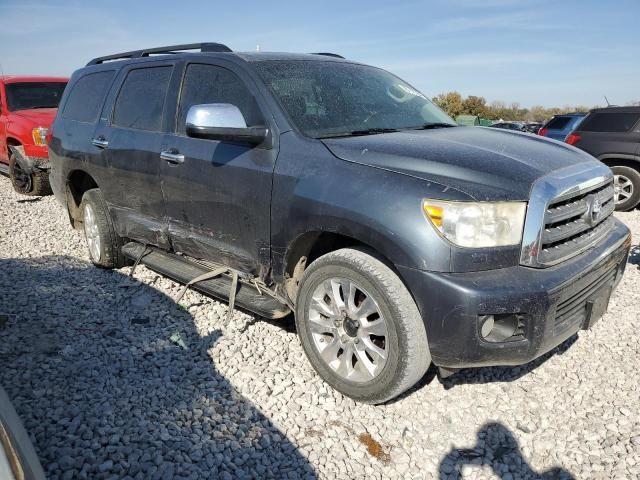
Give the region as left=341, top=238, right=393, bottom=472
left=160, top=135, right=274, bottom=275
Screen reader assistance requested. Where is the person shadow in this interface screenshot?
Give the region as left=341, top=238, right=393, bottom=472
left=0, top=255, right=317, bottom=480
left=438, top=422, right=575, bottom=480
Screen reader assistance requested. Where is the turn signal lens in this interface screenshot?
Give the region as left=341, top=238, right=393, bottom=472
left=423, top=204, right=443, bottom=227
left=32, top=127, right=48, bottom=146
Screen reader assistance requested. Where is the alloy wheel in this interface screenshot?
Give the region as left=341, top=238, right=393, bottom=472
left=614, top=174, right=634, bottom=205
left=307, top=278, right=389, bottom=383
left=83, top=204, right=101, bottom=261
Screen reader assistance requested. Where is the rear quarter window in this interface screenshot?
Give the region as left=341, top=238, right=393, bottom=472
left=580, top=112, right=640, bottom=133
left=62, top=71, right=115, bottom=123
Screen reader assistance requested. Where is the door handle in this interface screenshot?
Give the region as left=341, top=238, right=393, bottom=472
left=160, top=149, right=185, bottom=165
left=91, top=136, right=109, bottom=149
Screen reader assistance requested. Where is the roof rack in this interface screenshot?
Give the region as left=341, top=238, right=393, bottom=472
left=87, top=42, right=232, bottom=66
left=310, top=52, right=345, bottom=59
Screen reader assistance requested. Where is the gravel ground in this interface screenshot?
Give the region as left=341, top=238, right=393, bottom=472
left=1, top=177, right=639, bottom=480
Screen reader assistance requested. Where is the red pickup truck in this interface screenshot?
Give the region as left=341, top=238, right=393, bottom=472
left=0, top=76, right=68, bottom=195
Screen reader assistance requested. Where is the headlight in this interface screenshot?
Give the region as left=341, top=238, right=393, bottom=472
left=32, top=127, right=48, bottom=146
left=423, top=199, right=526, bottom=248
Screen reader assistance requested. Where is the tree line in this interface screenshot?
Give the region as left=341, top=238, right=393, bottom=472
left=431, top=91, right=617, bottom=122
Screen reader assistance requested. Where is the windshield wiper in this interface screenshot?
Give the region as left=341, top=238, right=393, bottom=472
left=318, top=128, right=399, bottom=139
left=413, top=122, right=457, bottom=130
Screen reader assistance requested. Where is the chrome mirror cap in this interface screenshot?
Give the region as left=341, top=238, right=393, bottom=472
left=185, top=103, right=247, bottom=130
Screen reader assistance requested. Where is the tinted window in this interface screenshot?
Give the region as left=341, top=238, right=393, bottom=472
left=5, top=82, right=67, bottom=111
left=113, top=66, right=172, bottom=131
left=580, top=112, right=640, bottom=133
left=545, top=116, right=572, bottom=130
left=254, top=60, right=455, bottom=138
left=177, top=64, right=263, bottom=134
left=62, top=71, right=114, bottom=122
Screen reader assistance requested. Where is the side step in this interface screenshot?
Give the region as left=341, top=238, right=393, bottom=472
left=121, top=242, right=291, bottom=319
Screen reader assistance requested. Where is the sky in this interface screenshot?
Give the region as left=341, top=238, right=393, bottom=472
left=1, top=0, right=639, bottom=108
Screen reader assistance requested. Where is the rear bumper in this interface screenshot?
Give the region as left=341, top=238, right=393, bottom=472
left=399, top=219, right=631, bottom=369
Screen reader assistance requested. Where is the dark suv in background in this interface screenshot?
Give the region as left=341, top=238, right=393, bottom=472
left=48, top=43, right=631, bottom=403
left=564, top=106, right=640, bottom=211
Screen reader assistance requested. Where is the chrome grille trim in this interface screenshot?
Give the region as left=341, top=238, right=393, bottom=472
left=520, top=162, right=614, bottom=268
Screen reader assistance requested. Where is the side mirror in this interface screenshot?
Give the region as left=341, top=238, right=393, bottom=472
left=185, top=103, right=267, bottom=145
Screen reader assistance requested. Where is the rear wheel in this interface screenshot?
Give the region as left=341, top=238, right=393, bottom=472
left=295, top=248, right=430, bottom=404
left=611, top=165, right=640, bottom=211
left=79, top=189, right=127, bottom=269
left=8, top=152, right=51, bottom=196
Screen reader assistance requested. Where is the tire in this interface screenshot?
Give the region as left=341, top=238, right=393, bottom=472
left=79, top=188, right=127, bottom=269
left=295, top=248, right=431, bottom=404
left=8, top=152, right=52, bottom=196
left=611, top=166, right=640, bottom=211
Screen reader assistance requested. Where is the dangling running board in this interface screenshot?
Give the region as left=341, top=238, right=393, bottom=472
left=121, top=242, right=291, bottom=319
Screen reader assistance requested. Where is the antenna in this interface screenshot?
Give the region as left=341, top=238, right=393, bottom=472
left=604, top=95, right=611, bottom=106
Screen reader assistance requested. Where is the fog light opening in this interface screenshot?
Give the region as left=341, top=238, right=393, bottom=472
left=479, top=313, right=524, bottom=343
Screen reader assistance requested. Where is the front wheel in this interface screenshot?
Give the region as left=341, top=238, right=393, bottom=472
left=8, top=152, right=51, bottom=196
left=612, top=166, right=640, bottom=211
left=295, top=248, right=430, bottom=404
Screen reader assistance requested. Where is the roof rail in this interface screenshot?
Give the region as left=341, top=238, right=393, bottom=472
left=87, top=42, right=232, bottom=66
left=310, top=52, right=345, bottom=59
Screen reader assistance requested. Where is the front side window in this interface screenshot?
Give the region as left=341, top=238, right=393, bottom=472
left=5, top=82, right=67, bottom=111
left=113, top=66, right=173, bottom=131
left=62, top=71, right=114, bottom=123
left=253, top=60, right=455, bottom=138
left=176, top=64, right=263, bottom=134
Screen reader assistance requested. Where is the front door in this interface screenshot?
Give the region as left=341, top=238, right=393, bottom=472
left=160, top=62, right=276, bottom=277
left=95, top=63, right=176, bottom=248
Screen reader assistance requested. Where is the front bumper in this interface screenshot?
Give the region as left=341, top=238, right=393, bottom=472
left=399, top=219, right=631, bottom=369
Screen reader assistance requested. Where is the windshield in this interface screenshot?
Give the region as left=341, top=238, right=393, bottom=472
left=254, top=60, right=456, bottom=138
left=5, top=82, right=67, bottom=111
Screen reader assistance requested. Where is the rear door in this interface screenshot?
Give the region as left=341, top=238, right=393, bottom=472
left=159, top=60, right=276, bottom=277
left=93, top=62, right=176, bottom=248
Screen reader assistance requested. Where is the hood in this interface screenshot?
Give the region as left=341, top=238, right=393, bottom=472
left=12, top=108, right=58, bottom=126
left=321, top=127, right=599, bottom=201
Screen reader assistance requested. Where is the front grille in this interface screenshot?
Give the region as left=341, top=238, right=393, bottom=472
left=553, top=264, right=617, bottom=335
left=538, top=180, right=615, bottom=265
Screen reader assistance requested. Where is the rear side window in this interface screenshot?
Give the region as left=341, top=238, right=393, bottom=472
left=545, top=116, right=572, bottom=130
left=176, top=64, right=263, bottom=134
left=580, top=112, right=640, bottom=133
left=113, top=66, right=173, bottom=131
left=62, top=71, right=114, bottom=122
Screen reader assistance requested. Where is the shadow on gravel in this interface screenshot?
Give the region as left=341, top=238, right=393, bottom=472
left=0, top=256, right=317, bottom=480
left=438, top=422, right=575, bottom=479
left=439, top=335, right=578, bottom=389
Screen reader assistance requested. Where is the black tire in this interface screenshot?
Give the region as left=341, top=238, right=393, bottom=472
left=8, top=152, right=52, bottom=196
left=295, top=248, right=431, bottom=404
left=79, top=188, right=127, bottom=269
left=611, top=165, right=640, bottom=211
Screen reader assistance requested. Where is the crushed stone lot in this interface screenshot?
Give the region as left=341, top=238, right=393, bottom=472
left=0, top=178, right=639, bottom=480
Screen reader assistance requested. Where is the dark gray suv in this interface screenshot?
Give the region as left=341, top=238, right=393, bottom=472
left=49, top=43, right=631, bottom=403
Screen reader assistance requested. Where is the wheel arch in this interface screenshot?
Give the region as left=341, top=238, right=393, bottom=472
left=598, top=154, right=640, bottom=171
left=65, top=169, right=99, bottom=227
left=282, top=230, right=408, bottom=304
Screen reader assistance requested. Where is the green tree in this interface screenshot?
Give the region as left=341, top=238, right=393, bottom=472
left=432, top=91, right=464, bottom=118
left=462, top=95, right=488, bottom=117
